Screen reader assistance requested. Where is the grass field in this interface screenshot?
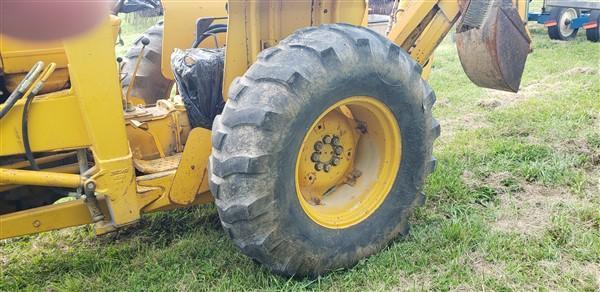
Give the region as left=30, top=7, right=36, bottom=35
left=1, top=9, right=599, bottom=292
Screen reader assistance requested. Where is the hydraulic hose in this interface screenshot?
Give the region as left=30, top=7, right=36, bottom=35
left=0, top=61, right=44, bottom=120
left=22, top=63, right=56, bottom=170
left=193, top=24, right=227, bottom=48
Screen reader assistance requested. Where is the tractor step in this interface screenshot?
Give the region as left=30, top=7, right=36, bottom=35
left=133, top=153, right=182, bottom=174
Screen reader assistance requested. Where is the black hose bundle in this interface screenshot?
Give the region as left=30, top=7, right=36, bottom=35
left=0, top=62, right=44, bottom=120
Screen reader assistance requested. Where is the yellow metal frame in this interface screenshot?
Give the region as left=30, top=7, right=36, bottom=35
left=0, top=17, right=213, bottom=240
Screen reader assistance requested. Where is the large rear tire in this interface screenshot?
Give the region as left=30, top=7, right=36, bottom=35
left=209, top=24, right=439, bottom=276
left=120, top=21, right=174, bottom=105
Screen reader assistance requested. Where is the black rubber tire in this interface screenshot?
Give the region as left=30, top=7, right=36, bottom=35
left=548, top=7, right=580, bottom=41
left=120, top=20, right=174, bottom=105
left=586, top=12, right=600, bottom=42
left=209, top=24, right=439, bottom=277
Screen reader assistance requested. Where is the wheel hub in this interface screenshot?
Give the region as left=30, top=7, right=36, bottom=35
left=311, top=135, right=344, bottom=172
left=295, top=96, right=402, bottom=229
left=560, top=8, right=578, bottom=37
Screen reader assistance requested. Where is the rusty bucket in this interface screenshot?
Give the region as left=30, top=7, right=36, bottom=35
left=456, top=5, right=531, bottom=93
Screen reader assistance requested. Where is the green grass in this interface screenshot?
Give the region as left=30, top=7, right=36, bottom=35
left=1, top=11, right=599, bottom=292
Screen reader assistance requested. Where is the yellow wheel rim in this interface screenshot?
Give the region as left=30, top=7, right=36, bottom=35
left=295, top=96, right=401, bottom=229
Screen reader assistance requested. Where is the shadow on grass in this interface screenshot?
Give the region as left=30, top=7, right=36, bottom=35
left=97, top=204, right=223, bottom=246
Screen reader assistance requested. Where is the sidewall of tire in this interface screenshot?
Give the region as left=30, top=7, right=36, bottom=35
left=270, top=59, right=431, bottom=270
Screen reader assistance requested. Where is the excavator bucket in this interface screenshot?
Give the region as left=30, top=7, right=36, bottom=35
left=456, top=4, right=531, bottom=92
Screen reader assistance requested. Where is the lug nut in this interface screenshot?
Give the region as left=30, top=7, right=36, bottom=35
left=311, top=152, right=320, bottom=162
left=324, top=164, right=332, bottom=172
left=331, top=136, right=341, bottom=146
left=323, top=135, right=332, bottom=144
left=314, top=141, right=324, bottom=151
left=331, top=157, right=340, bottom=166
left=334, top=146, right=344, bottom=155
left=315, top=162, right=325, bottom=171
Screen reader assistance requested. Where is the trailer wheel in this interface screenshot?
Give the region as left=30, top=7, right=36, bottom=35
left=120, top=21, right=174, bottom=105
left=586, top=12, right=600, bottom=42
left=548, top=7, right=580, bottom=41
left=210, top=24, right=439, bottom=277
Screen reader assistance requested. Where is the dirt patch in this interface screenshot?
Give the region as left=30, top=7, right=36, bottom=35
left=555, top=139, right=600, bottom=167
left=462, top=172, right=584, bottom=236
left=538, top=260, right=600, bottom=290
left=468, top=252, right=507, bottom=280
left=440, top=112, right=490, bottom=140
left=477, top=98, right=502, bottom=109
left=392, top=271, right=433, bottom=291
left=582, top=262, right=600, bottom=289
left=479, top=67, right=597, bottom=110
left=565, top=67, right=598, bottom=76
left=492, top=182, right=578, bottom=236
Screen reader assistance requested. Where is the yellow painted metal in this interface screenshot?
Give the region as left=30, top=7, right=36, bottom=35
left=222, top=0, right=366, bottom=99
left=161, top=0, right=228, bottom=80
left=0, top=166, right=81, bottom=188
left=422, top=55, right=434, bottom=80
left=295, top=96, right=401, bottom=229
left=0, top=163, right=80, bottom=193
left=125, top=100, right=191, bottom=161
left=388, top=0, right=461, bottom=66
left=63, top=17, right=140, bottom=227
left=168, top=128, right=212, bottom=205
left=109, top=15, right=122, bottom=43
left=297, top=110, right=358, bottom=204
left=0, top=34, right=68, bottom=94
left=0, top=197, right=109, bottom=240
left=0, top=91, right=91, bottom=156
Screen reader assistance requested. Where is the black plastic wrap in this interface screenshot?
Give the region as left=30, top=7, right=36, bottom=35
left=171, top=48, right=225, bottom=129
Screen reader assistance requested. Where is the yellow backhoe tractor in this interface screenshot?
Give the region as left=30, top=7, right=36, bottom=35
left=0, top=0, right=531, bottom=276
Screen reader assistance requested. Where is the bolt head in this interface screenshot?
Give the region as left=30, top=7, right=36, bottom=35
left=314, top=141, right=324, bottom=151
left=331, top=136, right=341, bottom=146
left=315, top=162, right=324, bottom=171
left=334, top=146, right=344, bottom=155
left=311, top=152, right=320, bottom=162
left=324, top=164, right=332, bottom=172
left=331, top=157, right=340, bottom=166
left=323, top=135, right=332, bottom=144
left=85, top=181, right=96, bottom=192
